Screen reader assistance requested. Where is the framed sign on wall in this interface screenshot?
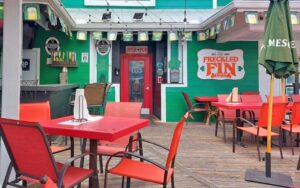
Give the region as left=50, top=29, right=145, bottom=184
left=197, top=49, right=245, bottom=80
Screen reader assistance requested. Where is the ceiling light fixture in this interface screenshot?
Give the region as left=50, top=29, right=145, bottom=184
left=291, top=12, right=300, bottom=25
left=245, top=11, right=258, bottom=24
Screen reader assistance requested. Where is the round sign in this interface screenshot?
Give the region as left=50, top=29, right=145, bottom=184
left=95, top=39, right=111, bottom=56
left=45, top=37, right=60, bottom=55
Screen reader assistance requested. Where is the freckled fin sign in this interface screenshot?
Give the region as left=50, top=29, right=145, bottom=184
left=197, top=49, right=245, bottom=80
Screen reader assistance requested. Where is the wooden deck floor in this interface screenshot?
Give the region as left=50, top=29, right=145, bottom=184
left=53, top=120, right=300, bottom=188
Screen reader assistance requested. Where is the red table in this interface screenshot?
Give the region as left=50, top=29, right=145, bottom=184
left=194, top=96, right=218, bottom=125
left=40, top=116, right=149, bottom=188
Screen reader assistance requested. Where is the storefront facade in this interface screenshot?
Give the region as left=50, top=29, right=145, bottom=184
left=9, top=0, right=300, bottom=122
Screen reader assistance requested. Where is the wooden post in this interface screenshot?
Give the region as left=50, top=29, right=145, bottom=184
left=266, top=74, right=275, bottom=177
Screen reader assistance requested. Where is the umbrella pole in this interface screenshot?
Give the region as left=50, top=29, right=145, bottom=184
left=266, top=74, right=274, bottom=177
left=281, top=77, right=286, bottom=102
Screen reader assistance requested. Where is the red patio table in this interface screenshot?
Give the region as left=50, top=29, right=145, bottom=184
left=40, top=116, right=149, bottom=188
left=194, top=96, right=218, bottom=125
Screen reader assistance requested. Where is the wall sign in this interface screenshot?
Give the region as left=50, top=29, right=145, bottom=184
left=45, top=37, right=60, bottom=55
left=126, top=46, right=148, bottom=54
left=95, top=39, right=111, bottom=56
left=81, top=52, right=89, bottom=63
left=22, top=59, right=30, bottom=71
left=197, top=49, right=245, bottom=80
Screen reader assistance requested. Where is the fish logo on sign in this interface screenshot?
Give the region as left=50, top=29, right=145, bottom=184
left=197, top=49, right=245, bottom=80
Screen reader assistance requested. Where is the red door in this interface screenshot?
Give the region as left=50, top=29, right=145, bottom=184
left=121, top=54, right=153, bottom=114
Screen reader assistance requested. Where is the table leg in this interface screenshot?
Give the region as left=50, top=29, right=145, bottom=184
left=235, top=109, right=247, bottom=150
left=89, top=139, right=99, bottom=188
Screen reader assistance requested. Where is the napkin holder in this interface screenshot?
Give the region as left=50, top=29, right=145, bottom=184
left=225, top=87, right=239, bottom=103
left=73, top=89, right=90, bottom=122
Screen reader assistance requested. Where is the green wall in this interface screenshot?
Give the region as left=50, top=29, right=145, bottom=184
left=218, top=0, right=233, bottom=7
left=166, top=37, right=258, bottom=122
left=32, top=26, right=90, bottom=87
left=62, top=0, right=212, bottom=9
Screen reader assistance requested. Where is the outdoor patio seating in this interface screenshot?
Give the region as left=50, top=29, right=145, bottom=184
left=237, top=103, right=287, bottom=161
left=0, top=118, right=96, bottom=188
left=282, top=102, right=300, bottom=155
left=103, top=113, right=188, bottom=188
left=215, top=94, right=240, bottom=142
left=80, top=102, right=143, bottom=174
left=241, top=93, right=263, bottom=123
left=20, top=101, right=74, bottom=157
left=182, top=91, right=207, bottom=121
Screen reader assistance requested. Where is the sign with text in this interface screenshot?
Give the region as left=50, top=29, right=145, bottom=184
left=126, top=46, right=148, bottom=54
left=22, top=59, right=30, bottom=71
left=197, top=49, right=245, bottom=80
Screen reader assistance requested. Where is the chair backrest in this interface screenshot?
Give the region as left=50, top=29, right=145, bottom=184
left=241, top=94, right=262, bottom=103
left=20, top=101, right=51, bottom=122
left=165, top=113, right=188, bottom=169
left=257, top=103, right=287, bottom=128
left=217, top=94, right=241, bottom=120
left=292, top=94, right=300, bottom=102
left=0, top=118, right=58, bottom=182
left=266, top=95, right=288, bottom=103
left=84, top=83, right=107, bottom=106
left=291, top=102, right=300, bottom=125
left=182, top=92, right=192, bottom=109
left=104, top=102, right=142, bottom=118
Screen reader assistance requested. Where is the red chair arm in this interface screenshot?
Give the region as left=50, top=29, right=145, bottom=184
left=125, top=138, right=169, bottom=152
left=237, top=117, right=256, bottom=127
left=57, top=152, right=97, bottom=188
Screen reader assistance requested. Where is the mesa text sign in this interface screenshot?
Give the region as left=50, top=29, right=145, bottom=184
left=197, top=49, right=245, bottom=80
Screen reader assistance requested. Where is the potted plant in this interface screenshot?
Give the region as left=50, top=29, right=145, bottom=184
left=169, top=59, right=181, bottom=83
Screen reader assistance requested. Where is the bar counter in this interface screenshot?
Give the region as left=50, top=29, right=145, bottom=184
left=20, top=84, right=79, bottom=118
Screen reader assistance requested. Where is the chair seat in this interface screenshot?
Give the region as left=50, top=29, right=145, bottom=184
left=50, top=145, right=71, bottom=154
left=57, top=163, right=94, bottom=188
left=237, top=127, right=279, bottom=137
left=282, top=124, right=300, bottom=133
left=97, top=145, right=126, bottom=156
left=109, top=158, right=174, bottom=185
left=20, top=163, right=93, bottom=188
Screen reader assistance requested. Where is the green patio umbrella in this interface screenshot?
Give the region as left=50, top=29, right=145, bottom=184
left=246, top=0, right=297, bottom=187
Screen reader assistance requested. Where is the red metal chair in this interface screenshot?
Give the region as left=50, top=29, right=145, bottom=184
left=215, top=94, right=241, bottom=142
left=0, top=118, right=96, bottom=188
left=104, top=113, right=188, bottom=188
left=240, top=94, right=263, bottom=122
left=237, top=103, right=287, bottom=161
left=81, top=102, right=143, bottom=173
left=292, top=94, right=300, bottom=102
left=19, top=101, right=74, bottom=157
left=182, top=92, right=207, bottom=120
left=281, top=102, right=300, bottom=155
